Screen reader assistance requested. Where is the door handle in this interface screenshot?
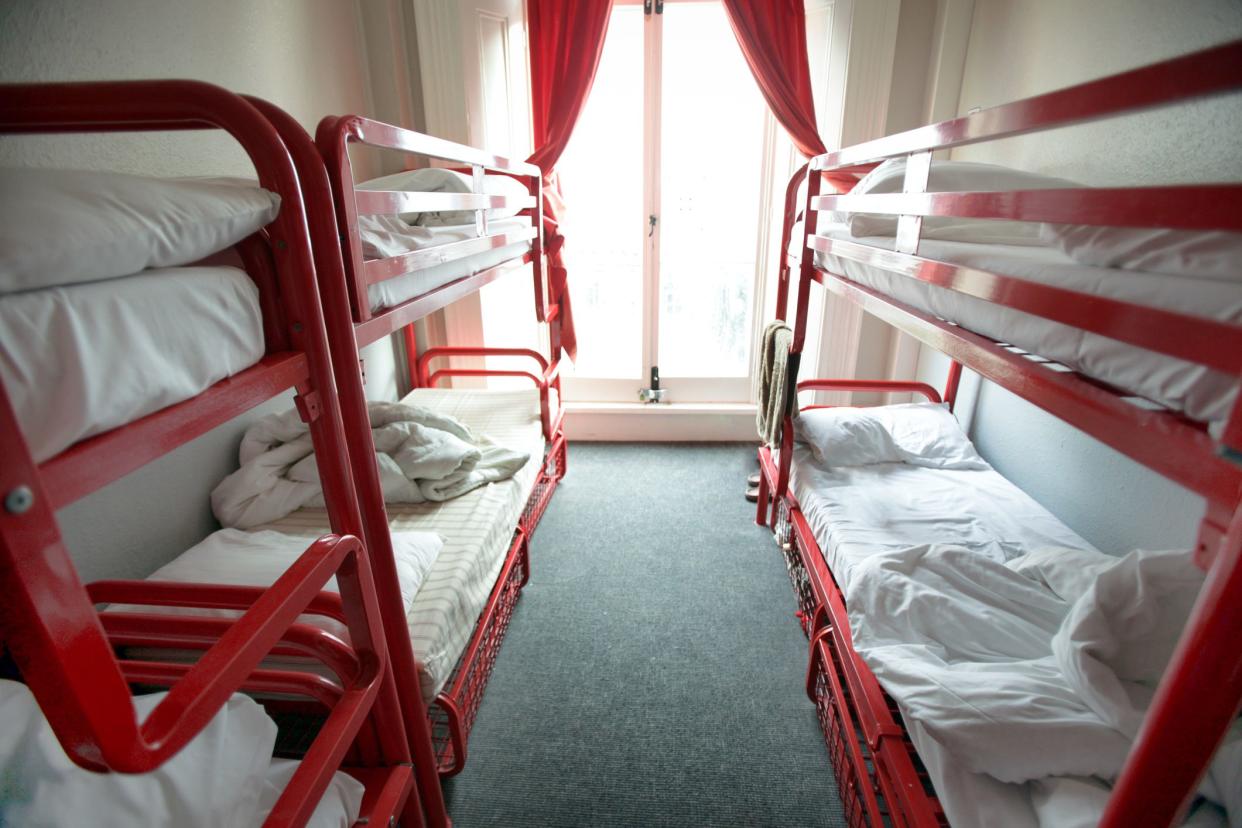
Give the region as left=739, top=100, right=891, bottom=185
left=648, top=214, right=658, bottom=237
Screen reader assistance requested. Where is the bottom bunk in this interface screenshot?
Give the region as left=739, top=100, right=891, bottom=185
left=759, top=404, right=1241, bottom=828
left=137, top=386, right=565, bottom=777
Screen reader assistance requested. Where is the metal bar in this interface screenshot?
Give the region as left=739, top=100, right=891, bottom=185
left=349, top=765, right=417, bottom=828
left=255, top=98, right=450, bottom=828
left=363, top=226, right=538, bottom=286
left=353, top=190, right=535, bottom=216
left=352, top=255, right=534, bottom=348
left=119, top=660, right=347, bottom=710
left=813, top=184, right=1242, bottom=232
left=943, top=361, right=964, bottom=412
left=820, top=273, right=1242, bottom=513
left=797, top=379, right=942, bottom=404
left=341, top=114, right=540, bottom=176
left=426, top=369, right=543, bottom=388
left=811, top=40, right=1242, bottom=170
left=101, top=612, right=360, bottom=686
left=808, top=236, right=1242, bottom=376
left=40, top=353, right=308, bottom=509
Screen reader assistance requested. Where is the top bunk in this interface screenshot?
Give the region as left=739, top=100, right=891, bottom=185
left=0, top=81, right=345, bottom=510
left=314, top=115, right=548, bottom=348
left=782, top=39, right=1242, bottom=567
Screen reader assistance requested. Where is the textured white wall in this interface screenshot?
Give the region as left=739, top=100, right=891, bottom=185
left=0, top=0, right=403, bottom=578
left=915, top=0, right=1241, bottom=553
left=952, top=0, right=1242, bottom=184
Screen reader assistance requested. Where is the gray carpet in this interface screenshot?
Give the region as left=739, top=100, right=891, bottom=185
left=442, top=443, right=844, bottom=827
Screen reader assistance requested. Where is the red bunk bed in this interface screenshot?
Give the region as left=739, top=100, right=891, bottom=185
left=0, top=82, right=422, bottom=827
left=249, top=105, right=566, bottom=792
left=756, top=42, right=1242, bottom=827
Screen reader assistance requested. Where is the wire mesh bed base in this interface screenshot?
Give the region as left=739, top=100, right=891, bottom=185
left=427, top=434, right=566, bottom=776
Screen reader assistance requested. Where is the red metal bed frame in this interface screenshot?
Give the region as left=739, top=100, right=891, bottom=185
left=0, top=81, right=421, bottom=828
left=756, top=40, right=1242, bottom=828
left=253, top=109, right=566, bottom=807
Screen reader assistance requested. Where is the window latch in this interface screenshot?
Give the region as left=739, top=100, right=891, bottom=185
left=639, top=365, right=667, bottom=404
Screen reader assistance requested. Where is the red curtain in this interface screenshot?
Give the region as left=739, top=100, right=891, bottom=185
left=721, top=0, right=858, bottom=193
left=526, top=0, right=613, bottom=361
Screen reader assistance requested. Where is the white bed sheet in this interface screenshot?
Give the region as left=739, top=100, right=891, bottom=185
left=790, top=449, right=1090, bottom=826
left=790, top=223, right=1242, bottom=426
left=261, top=387, right=545, bottom=700
left=0, top=265, right=264, bottom=463
left=0, top=681, right=364, bottom=828
left=364, top=217, right=534, bottom=313
left=789, top=448, right=1240, bottom=827
left=789, top=446, right=1094, bottom=592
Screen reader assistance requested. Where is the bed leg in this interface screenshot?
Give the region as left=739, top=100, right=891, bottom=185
left=755, top=468, right=770, bottom=526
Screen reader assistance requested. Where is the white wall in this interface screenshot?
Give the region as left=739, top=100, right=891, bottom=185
left=914, top=0, right=1242, bottom=554
left=0, top=0, right=410, bottom=579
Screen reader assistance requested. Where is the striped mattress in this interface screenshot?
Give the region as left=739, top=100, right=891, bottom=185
left=261, top=387, right=545, bottom=700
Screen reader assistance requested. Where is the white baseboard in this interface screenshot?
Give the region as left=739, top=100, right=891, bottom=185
left=564, top=402, right=759, bottom=442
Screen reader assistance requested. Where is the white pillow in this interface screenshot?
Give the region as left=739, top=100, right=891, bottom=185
left=843, top=159, right=1080, bottom=246
left=794, top=406, right=906, bottom=467
left=795, top=402, right=987, bottom=470
left=357, top=167, right=530, bottom=226
left=869, top=402, right=989, bottom=470
left=0, top=167, right=280, bottom=295
left=1039, top=223, right=1242, bottom=283
left=0, top=681, right=276, bottom=828
left=111, top=528, right=444, bottom=644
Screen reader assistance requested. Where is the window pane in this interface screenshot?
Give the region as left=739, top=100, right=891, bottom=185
left=556, top=5, right=645, bottom=379
left=657, top=3, right=766, bottom=377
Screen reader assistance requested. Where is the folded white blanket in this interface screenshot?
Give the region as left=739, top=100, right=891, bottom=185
left=846, top=544, right=1241, bottom=827
left=212, top=401, right=530, bottom=529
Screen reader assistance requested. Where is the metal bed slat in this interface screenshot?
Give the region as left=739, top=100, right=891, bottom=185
left=807, top=235, right=1242, bottom=377
left=813, top=184, right=1242, bottom=232
left=362, top=225, right=538, bottom=286
left=353, top=189, right=536, bottom=216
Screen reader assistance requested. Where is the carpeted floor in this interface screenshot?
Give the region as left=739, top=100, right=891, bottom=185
left=441, top=443, right=844, bottom=827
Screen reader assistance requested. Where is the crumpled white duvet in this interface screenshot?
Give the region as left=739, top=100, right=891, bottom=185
left=212, top=401, right=530, bottom=529
left=847, top=545, right=1242, bottom=827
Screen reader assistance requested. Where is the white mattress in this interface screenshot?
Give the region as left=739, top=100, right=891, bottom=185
left=365, top=217, right=534, bottom=313
left=0, top=266, right=265, bottom=463
left=789, top=446, right=1094, bottom=592
left=262, top=387, right=545, bottom=700
left=792, top=223, right=1242, bottom=426
left=790, top=449, right=1094, bottom=825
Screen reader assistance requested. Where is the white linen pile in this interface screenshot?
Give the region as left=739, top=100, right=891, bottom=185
left=212, top=401, right=530, bottom=528
left=0, top=680, right=363, bottom=828
left=845, top=544, right=1242, bottom=828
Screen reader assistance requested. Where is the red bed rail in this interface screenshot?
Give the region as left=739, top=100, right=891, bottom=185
left=766, top=39, right=1242, bottom=828
left=244, top=97, right=451, bottom=828
left=416, top=346, right=565, bottom=441
left=0, top=80, right=418, bottom=827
